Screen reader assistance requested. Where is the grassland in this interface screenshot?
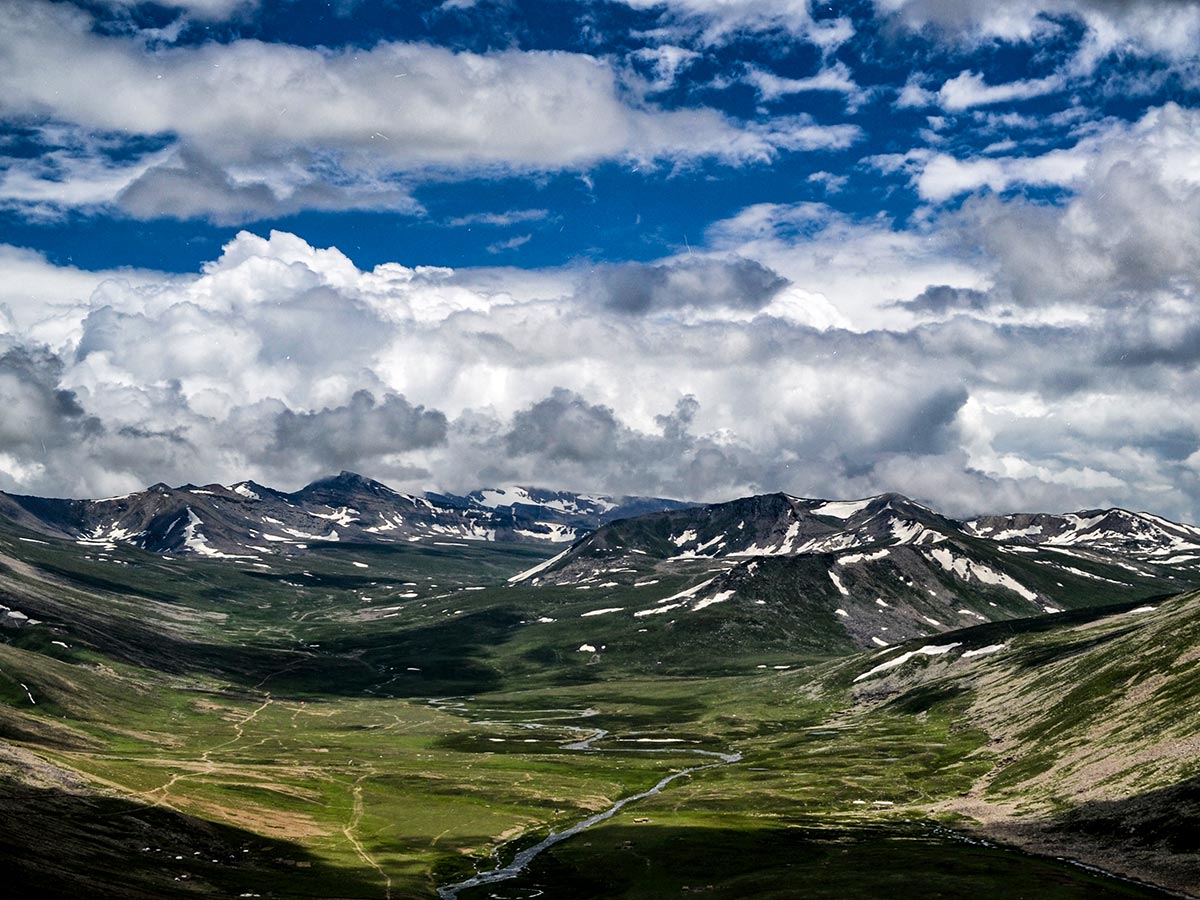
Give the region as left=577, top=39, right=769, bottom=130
left=0, top=524, right=1195, bottom=898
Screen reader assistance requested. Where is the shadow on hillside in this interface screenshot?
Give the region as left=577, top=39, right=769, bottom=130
left=0, top=776, right=385, bottom=900
left=6, top=565, right=528, bottom=697
left=443, top=819, right=1180, bottom=900
left=1011, top=777, right=1200, bottom=895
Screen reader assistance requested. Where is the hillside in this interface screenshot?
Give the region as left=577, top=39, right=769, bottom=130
left=817, top=591, right=1200, bottom=894
left=506, top=491, right=1200, bottom=652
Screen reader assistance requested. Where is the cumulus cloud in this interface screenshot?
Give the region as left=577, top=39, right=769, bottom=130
left=3, top=188, right=1200, bottom=519
left=0, top=0, right=859, bottom=222
left=936, top=71, right=1065, bottom=111
left=744, top=61, right=868, bottom=109
left=583, top=256, right=789, bottom=315
left=874, top=0, right=1200, bottom=69
left=616, top=0, right=854, bottom=47
left=506, top=389, right=622, bottom=463
left=702, top=201, right=985, bottom=329
left=806, top=171, right=848, bottom=193
left=490, top=389, right=751, bottom=500
left=0, top=343, right=102, bottom=451
left=950, top=104, right=1200, bottom=306
left=272, top=390, right=447, bottom=469
left=872, top=102, right=1200, bottom=208
left=115, top=147, right=421, bottom=225
left=895, top=284, right=990, bottom=314
left=895, top=72, right=936, bottom=109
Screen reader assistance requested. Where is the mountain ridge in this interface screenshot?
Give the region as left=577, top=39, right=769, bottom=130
left=0, top=472, right=692, bottom=560
left=502, top=489, right=1200, bottom=654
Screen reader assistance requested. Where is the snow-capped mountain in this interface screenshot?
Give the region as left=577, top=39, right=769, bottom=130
left=0, top=472, right=689, bottom=559
left=509, top=492, right=1200, bottom=651
left=965, top=508, right=1200, bottom=561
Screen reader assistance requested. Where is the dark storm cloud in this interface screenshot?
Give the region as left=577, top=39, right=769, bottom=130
left=879, top=385, right=970, bottom=457
left=116, top=149, right=419, bottom=225
left=491, top=389, right=750, bottom=500
left=0, top=344, right=103, bottom=448
left=271, top=391, right=448, bottom=470
left=505, top=389, right=620, bottom=463
left=1098, top=311, right=1200, bottom=370
left=898, top=284, right=991, bottom=314
left=585, top=257, right=789, bottom=315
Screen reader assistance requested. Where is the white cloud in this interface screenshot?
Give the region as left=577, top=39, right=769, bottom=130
left=98, top=0, right=256, bottom=18
left=914, top=148, right=1087, bottom=202
left=486, top=234, right=533, bottom=254
left=704, top=201, right=986, bottom=329
left=875, top=0, right=1200, bottom=69
left=877, top=103, right=1200, bottom=207
left=895, top=73, right=936, bottom=109
left=806, top=171, right=848, bottom=193
left=744, top=61, right=869, bottom=109
left=617, top=0, right=854, bottom=47
left=0, top=0, right=858, bottom=222
left=629, top=44, right=703, bottom=92
left=936, top=70, right=1065, bottom=111
left=446, top=209, right=550, bottom=228
left=4, top=222, right=1200, bottom=519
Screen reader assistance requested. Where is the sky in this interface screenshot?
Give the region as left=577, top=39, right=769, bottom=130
left=2, top=0, right=1200, bottom=518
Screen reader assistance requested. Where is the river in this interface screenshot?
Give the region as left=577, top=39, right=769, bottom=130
left=429, top=698, right=741, bottom=900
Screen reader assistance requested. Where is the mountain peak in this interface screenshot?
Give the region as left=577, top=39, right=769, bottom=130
left=299, top=471, right=394, bottom=494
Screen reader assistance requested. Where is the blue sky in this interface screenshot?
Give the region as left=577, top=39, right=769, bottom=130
left=5, top=0, right=1187, bottom=271
left=3, top=0, right=1200, bottom=518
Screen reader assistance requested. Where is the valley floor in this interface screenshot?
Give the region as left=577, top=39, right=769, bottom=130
left=0, top=533, right=1196, bottom=899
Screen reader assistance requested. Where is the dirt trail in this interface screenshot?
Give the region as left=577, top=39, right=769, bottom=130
left=342, top=771, right=392, bottom=900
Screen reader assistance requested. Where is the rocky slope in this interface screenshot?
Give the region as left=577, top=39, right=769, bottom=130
left=510, top=492, right=1200, bottom=652
left=830, top=592, right=1200, bottom=895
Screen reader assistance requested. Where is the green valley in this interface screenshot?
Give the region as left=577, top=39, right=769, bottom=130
left=1, top=490, right=1197, bottom=899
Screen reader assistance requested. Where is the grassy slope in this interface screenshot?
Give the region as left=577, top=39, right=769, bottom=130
left=804, top=593, right=1200, bottom=894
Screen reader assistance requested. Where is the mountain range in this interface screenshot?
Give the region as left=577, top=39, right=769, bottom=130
left=0, top=472, right=690, bottom=559
left=5, top=476, right=1200, bottom=655
left=505, top=490, right=1200, bottom=652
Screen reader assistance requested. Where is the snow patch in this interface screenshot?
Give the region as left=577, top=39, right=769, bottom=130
left=962, top=643, right=1007, bottom=658
left=692, top=589, right=735, bottom=611
left=837, top=548, right=890, bottom=566
left=927, top=547, right=1038, bottom=602
left=829, top=570, right=850, bottom=597
left=508, top=547, right=571, bottom=583
left=812, top=497, right=875, bottom=519
left=854, top=643, right=962, bottom=682
left=634, top=602, right=684, bottom=617
left=671, top=529, right=699, bottom=547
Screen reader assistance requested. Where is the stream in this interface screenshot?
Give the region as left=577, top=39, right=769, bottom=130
left=429, top=698, right=741, bottom=900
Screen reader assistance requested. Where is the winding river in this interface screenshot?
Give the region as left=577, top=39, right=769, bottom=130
left=429, top=698, right=741, bottom=900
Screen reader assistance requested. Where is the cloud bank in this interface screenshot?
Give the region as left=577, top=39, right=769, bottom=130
left=5, top=94, right=1200, bottom=522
